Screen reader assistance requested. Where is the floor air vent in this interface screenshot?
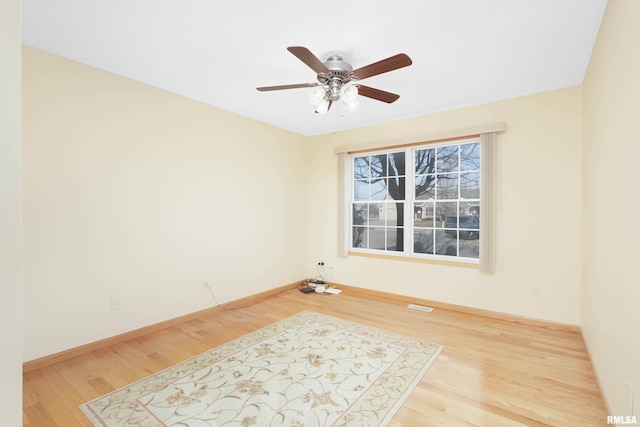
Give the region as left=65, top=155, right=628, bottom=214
left=407, top=304, right=433, bottom=312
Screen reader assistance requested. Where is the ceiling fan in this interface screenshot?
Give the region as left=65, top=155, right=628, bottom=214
left=257, top=46, right=412, bottom=114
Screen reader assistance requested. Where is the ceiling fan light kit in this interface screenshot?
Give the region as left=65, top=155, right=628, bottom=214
left=257, top=46, right=412, bottom=115
left=308, top=81, right=359, bottom=114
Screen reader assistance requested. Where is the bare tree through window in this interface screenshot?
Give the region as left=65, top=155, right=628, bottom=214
left=351, top=140, right=480, bottom=259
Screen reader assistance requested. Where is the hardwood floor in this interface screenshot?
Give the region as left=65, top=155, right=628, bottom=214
left=23, top=287, right=609, bottom=426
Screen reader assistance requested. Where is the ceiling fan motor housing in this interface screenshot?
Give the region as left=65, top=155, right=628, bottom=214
left=318, top=55, right=354, bottom=100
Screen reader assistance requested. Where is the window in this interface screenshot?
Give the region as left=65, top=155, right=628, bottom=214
left=349, top=138, right=481, bottom=262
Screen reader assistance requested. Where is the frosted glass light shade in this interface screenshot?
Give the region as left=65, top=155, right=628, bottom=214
left=315, top=98, right=330, bottom=114
left=341, top=84, right=358, bottom=102
left=308, top=87, right=326, bottom=107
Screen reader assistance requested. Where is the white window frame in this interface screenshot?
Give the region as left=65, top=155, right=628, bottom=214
left=347, top=138, right=481, bottom=264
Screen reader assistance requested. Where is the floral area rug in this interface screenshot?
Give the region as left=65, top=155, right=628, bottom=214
left=81, top=310, right=442, bottom=426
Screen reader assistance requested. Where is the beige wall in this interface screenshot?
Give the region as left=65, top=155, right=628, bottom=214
left=21, top=46, right=586, bottom=362
left=582, top=0, right=640, bottom=417
left=0, top=0, right=22, bottom=422
left=22, top=47, right=308, bottom=361
left=306, top=87, right=584, bottom=325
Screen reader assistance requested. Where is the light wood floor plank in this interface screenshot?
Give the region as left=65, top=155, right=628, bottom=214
left=23, top=288, right=608, bottom=426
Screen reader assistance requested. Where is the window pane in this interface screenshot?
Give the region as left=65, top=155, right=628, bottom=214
left=437, top=146, right=458, bottom=173
left=388, top=152, right=406, bottom=176
left=369, top=227, right=385, bottom=250
left=353, top=204, right=368, bottom=226
left=379, top=202, right=396, bottom=225
left=460, top=143, right=480, bottom=171
left=437, top=174, right=459, bottom=199
left=369, top=155, right=384, bottom=177
left=354, top=157, right=370, bottom=179
left=435, top=229, right=457, bottom=256
left=414, top=229, right=434, bottom=254
left=369, top=179, right=387, bottom=201
left=414, top=201, right=434, bottom=225
left=386, top=228, right=403, bottom=251
left=460, top=238, right=480, bottom=259
left=460, top=172, right=480, bottom=199
left=415, top=148, right=435, bottom=175
left=366, top=204, right=379, bottom=222
left=436, top=202, right=458, bottom=226
left=354, top=179, right=369, bottom=201
left=415, top=174, right=435, bottom=200
left=388, top=176, right=405, bottom=200
left=460, top=201, right=480, bottom=218
left=352, top=226, right=367, bottom=248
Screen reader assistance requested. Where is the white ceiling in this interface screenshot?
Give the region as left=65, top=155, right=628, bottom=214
left=22, top=0, right=608, bottom=137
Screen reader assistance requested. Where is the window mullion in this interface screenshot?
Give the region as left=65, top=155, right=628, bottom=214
left=404, top=147, right=414, bottom=254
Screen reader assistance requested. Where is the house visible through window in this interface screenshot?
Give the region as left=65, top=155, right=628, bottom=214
left=350, top=137, right=481, bottom=262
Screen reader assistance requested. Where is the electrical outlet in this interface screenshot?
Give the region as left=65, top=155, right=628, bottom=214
left=110, top=297, right=120, bottom=311
left=531, top=287, right=543, bottom=298
left=325, top=259, right=335, bottom=268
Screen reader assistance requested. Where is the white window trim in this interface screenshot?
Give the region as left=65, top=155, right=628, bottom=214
left=336, top=122, right=504, bottom=274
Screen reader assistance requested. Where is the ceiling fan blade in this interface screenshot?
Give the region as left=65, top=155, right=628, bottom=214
left=257, top=82, right=320, bottom=91
left=357, top=85, right=400, bottom=103
left=287, top=46, right=330, bottom=74
left=352, top=53, right=412, bottom=80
